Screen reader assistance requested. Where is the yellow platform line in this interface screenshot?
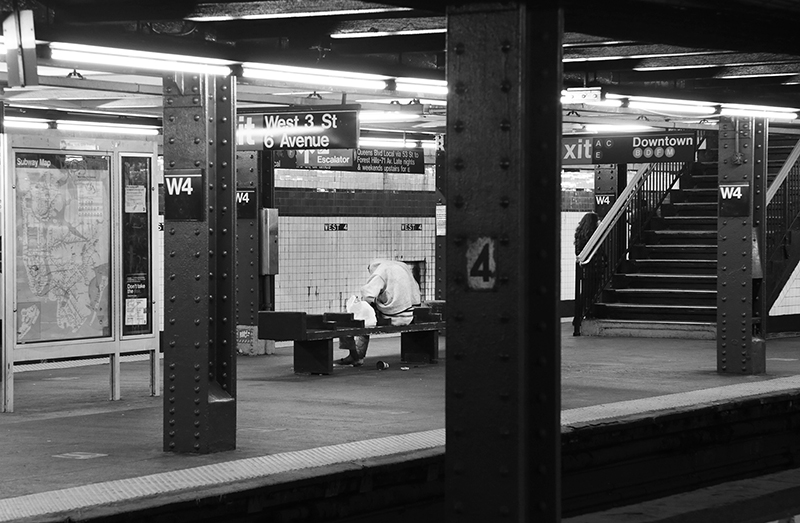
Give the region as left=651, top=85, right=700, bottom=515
left=0, top=429, right=445, bottom=522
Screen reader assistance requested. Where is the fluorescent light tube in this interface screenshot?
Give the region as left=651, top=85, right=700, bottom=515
left=242, top=63, right=389, bottom=90
left=356, top=97, right=447, bottom=106
left=394, top=78, right=448, bottom=96
left=719, top=108, right=798, bottom=120
left=628, top=100, right=717, bottom=114
left=49, top=42, right=233, bottom=75
left=186, top=7, right=412, bottom=22
left=360, top=111, right=420, bottom=122
left=331, top=28, right=445, bottom=39
left=57, top=120, right=160, bottom=135
left=359, top=137, right=419, bottom=149
left=582, top=124, right=658, bottom=132
left=4, top=117, right=50, bottom=130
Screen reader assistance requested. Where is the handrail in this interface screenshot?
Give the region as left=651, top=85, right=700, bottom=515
left=576, top=162, right=650, bottom=266
left=766, top=137, right=800, bottom=205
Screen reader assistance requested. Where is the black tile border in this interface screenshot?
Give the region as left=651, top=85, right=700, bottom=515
left=275, top=188, right=438, bottom=217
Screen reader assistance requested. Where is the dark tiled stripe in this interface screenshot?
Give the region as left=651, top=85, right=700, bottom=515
left=276, top=188, right=438, bottom=217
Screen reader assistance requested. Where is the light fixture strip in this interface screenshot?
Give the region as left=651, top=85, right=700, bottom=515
left=49, top=43, right=233, bottom=75
left=627, top=100, right=718, bottom=115
left=719, top=108, right=797, bottom=120
left=3, top=117, right=50, bottom=130
left=56, top=120, right=161, bottom=135
left=330, top=28, right=446, bottom=39
left=241, top=67, right=388, bottom=90
left=185, top=7, right=413, bottom=22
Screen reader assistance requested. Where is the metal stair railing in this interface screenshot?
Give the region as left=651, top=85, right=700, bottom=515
left=765, top=136, right=800, bottom=306
left=572, top=160, right=690, bottom=335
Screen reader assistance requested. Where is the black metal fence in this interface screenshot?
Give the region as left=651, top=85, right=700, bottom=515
left=765, top=136, right=800, bottom=304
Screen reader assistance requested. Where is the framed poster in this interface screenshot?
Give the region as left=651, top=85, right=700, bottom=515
left=122, top=155, right=153, bottom=335
left=15, top=152, right=112, bottom=343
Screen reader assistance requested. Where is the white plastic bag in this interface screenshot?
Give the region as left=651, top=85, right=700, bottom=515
left=346, top=295, right=377, bottom=327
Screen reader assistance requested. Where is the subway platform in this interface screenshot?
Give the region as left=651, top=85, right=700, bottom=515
left=2, top=323, right=800, bottom=522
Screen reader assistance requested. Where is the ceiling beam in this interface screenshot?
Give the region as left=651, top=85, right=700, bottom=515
left=563, top=0, right=800, bottom=56
left=185, top=1, right=429, bottom=22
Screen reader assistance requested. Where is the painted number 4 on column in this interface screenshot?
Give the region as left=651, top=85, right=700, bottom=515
left=466, top=237, right=496, bottom=290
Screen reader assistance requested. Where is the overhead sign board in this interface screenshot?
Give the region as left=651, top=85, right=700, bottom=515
left=274, top=148, right=425, bottom=174
left=591, top=131, right=696, bottom=164
left=237, top=109, right=359, bottom=151
left=562, top=137, right=593, bottom=165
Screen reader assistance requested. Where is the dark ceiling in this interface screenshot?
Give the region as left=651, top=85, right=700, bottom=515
left=9, top=0, right=800, bottom=105
left=5, top=0, right=800, bottom=131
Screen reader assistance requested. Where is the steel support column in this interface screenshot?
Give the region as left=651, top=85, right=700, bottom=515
left=753, top=119, right=768, bottom=339
left=717, top=116, right=765, bottom=374
left=162, top=73, right=237, bottom=452
left=593, top=164, right=623, bottom=219
left=446, top=4, right=561, bottom=522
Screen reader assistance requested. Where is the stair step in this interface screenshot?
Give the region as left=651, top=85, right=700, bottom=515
left=662, top=202, right=717, bottom=217
left=593, top=303, right=716, bottom=322
left=615, top=273, right=716, bottom=290
left=632, top=244, right=717, bottom=260
left=643, top=230, right=717, bottom=245
left=632, top=259, right=717, bottom=274
left=608, top=288, right=716, bottom=305
left=671, top=187, right=718, bottom=204
left=683, top=174, right=718, bottom=189
left=658, top=216, right=717, bottom=230
left=580, top=319, right=716, bottom=339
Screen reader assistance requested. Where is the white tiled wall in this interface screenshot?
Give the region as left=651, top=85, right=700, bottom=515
left=275, top=216, right=435, bottom=314
left=562, top=212, right=584, bottom=301
left=770, top=262, right=800, bottom=316
left=156, top=209, right=587, bottom=325
left=275, top=166, right=436, bottom=192
left=272, top=161, right=437, bottom=314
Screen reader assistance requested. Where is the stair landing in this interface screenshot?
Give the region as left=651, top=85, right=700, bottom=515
left=581, top=319, right=716, bottom=339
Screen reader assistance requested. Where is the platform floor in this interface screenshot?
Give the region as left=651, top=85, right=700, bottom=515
left=2, top=323, right=800, bottom=522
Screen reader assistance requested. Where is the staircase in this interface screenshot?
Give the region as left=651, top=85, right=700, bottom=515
left=583, top=153, right=719, bottom=339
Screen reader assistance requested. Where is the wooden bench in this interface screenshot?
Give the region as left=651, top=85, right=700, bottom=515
left=258, top=307, right=444, bottom=374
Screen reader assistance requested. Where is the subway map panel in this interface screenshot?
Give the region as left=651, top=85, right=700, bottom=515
left=15, top=152, right=111, bottom=343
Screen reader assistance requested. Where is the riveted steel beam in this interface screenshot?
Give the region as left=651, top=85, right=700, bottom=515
left=717, top=116, right=765, bottom=375
left=235, top=151, right=259, bottom=339
left=162, top=73, right=237, bottom=453
left=445, top=3, right=561, bottom=522
left=752, top=119, right=768, bottom=339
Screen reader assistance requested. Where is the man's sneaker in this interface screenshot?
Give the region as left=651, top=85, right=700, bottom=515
left=335, top=356, right=365, bottom=367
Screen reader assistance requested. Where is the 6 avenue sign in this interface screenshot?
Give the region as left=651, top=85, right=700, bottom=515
left=236, top=107, right=359, bottom=151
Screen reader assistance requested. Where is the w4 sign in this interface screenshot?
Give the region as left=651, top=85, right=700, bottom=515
left=719, top=183, right=750, bottom=217
left=164, top=169, right=205, bottom=221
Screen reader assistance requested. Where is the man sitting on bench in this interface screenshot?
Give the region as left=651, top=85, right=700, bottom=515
left=336, top=259, right=422, bottom=367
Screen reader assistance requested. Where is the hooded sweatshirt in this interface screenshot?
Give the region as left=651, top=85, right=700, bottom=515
left=360, top=259, right=421, bottom=316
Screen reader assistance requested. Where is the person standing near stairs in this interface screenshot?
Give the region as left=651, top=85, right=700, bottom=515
left=573, top=212, right=600, bottom=335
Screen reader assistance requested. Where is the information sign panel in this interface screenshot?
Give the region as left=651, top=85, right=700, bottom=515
left=591, top=132, right=696, bottom=164
left=236, top=189, right=257, bottom=219
left=719, top=183, right=751, bottom=217
left=121, top=156, right=152, bottom=335
left=164, top=168, right=204, bottom=221
left=237, top=109, right=359, bottom=151
left=562, top=137, right=593, bottom=165
left=273, top=147, right=425, bottom=174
